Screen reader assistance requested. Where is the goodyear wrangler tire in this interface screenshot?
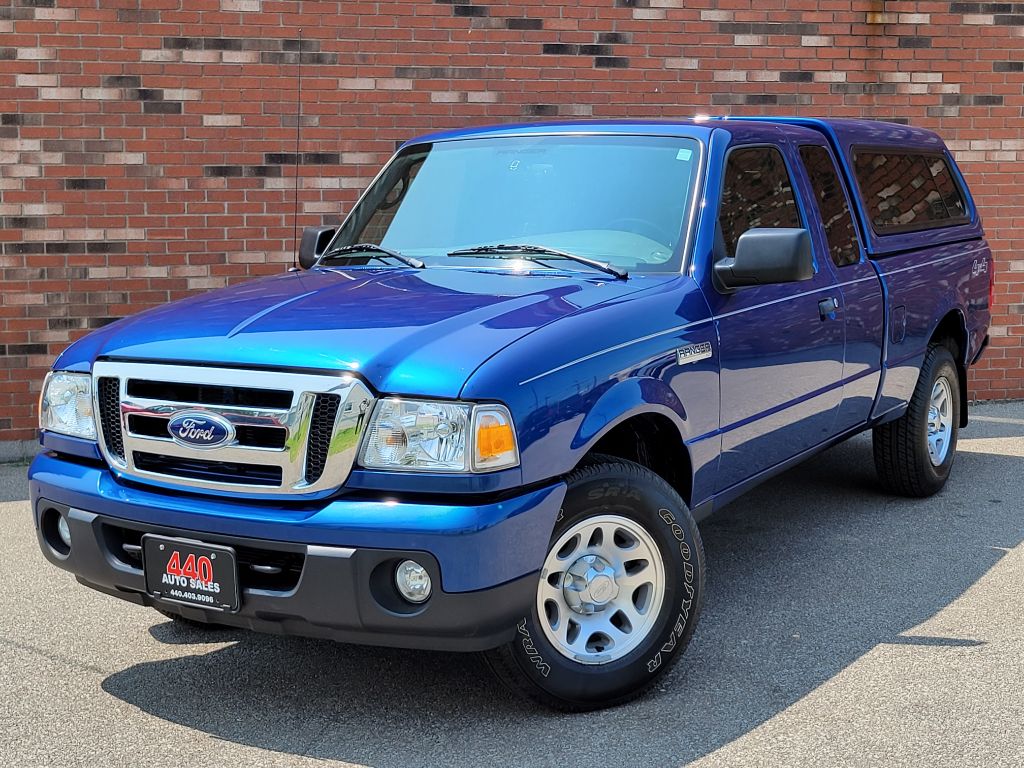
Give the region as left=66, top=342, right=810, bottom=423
left=483, top=457, right=705, bottom=711
left=873, top=344, right=961, bottom=498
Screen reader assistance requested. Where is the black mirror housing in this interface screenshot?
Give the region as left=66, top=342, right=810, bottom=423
left=298, top=226, right=337, bottom=270
left=714, top=228, right=814, bottom=291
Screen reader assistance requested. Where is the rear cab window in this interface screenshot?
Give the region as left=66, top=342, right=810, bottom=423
left=799, top=145, right=860, bottom=268
left=852, top=149, right=969, bottom=235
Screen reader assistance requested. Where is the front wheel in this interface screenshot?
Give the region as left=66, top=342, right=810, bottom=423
left=873, top=344, right=961, bottom=497
left=483, top=457, right=705, bottom=711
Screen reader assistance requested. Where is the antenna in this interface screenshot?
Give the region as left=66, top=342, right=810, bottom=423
left=289, top=28, right=303, bottom=272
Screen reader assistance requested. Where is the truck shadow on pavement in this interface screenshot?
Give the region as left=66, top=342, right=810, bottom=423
left=101, top=430, right=1024, bottom=768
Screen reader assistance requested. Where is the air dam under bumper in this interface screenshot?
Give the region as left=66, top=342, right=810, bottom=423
left=34, top=500, right=543, bottom=651
left=30, top=455, right=566, bottom=652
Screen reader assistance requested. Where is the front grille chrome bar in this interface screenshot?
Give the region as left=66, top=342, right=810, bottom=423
left=92, top=361, right=373, bottom=496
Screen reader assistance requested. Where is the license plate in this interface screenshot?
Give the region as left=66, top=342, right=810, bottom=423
left=143, top=535, right=240, bottom=612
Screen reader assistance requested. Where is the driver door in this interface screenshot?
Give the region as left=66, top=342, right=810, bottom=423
left=707, top=143, right=845, bottom=492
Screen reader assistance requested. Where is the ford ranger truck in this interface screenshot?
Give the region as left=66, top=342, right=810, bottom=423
left=30, top=117, right=992, bottom=711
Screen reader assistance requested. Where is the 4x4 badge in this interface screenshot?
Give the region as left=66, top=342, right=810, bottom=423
left=676, top=342, right=712, bottom=366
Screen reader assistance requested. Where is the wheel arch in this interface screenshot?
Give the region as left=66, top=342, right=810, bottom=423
left=571, top=377, right=695, bottom=507
left=929, top=308, right=970, bottom=427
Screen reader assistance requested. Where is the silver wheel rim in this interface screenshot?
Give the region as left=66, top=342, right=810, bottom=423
left=927, top=376, right=953, bottom=466
left=536, top=514, right=666, bottom=665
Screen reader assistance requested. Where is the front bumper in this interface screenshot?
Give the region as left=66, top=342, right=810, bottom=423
left=30, top=453, right=565, bottom=651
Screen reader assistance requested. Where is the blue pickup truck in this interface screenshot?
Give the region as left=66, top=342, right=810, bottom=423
left=31, top=117, right=992, bottom=710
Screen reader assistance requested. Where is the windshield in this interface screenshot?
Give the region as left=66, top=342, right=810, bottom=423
left=331, top=134, right=701, bottom=273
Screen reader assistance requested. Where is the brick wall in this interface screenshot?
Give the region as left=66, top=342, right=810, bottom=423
left=2, top=0, right=1023, bottom=449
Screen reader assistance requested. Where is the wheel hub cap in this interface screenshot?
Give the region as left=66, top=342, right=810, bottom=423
left=562, top=555, right=620, bottom=614
left=927, top=377, right=953, bottom=467
left=536, top=514, right=666, bottom=665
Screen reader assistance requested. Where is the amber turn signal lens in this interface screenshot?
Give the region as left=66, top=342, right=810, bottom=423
left=477, top=421, right=514, bottom=458
left=471, top=405, right=519, bottom=471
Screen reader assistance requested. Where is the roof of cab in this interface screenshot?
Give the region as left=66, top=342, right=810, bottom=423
left=402, top=119, right=716, bottom=147
left=402, top=116, right=947, bottom=152
left=715, top=116, right=948, bottom=152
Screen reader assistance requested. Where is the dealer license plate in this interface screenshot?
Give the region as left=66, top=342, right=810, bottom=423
left=143, top=535, right=240, bottom=612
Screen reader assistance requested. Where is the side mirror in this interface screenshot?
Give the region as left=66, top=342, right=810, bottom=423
left=714, top=228, right=814, bottom=291
left=298, top=226, right=336, bottom=270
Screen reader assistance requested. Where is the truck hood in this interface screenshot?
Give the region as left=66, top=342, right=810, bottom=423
left=57, top=266, right=654, bottom=397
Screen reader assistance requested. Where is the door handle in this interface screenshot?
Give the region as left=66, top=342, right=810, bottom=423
left=818, top=297, right=839, bottom=320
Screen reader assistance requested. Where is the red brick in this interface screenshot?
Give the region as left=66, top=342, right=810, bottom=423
left=1, top=0, right=1022, bottom=443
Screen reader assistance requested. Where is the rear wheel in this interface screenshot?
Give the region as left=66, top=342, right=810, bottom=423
left=873, top=344, right=961, bottom=497
left=483, top=457, right=705, bottom=711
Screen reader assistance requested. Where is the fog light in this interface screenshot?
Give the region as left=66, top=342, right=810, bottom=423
left=395, top=559, right=431, bottom=604
left=57, top=514, right=72, bottom=548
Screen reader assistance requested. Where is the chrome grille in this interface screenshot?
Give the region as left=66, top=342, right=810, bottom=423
left=126, top=414, right=287, bottom=449
left=125, top=379, right=293, bottom=409
left=133, top=452, right=285, bottom=486
left=92, top=361, right=373, bottom=496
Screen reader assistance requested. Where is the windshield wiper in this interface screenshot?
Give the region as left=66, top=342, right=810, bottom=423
left=319, top=243, right=425, bottom=269
left=447, top=243, right=627, bottom=279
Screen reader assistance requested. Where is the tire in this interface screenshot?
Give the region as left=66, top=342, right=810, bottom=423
left=873, top=344, right=961, bottom=497
left=483, top=456, right=705, bottom=711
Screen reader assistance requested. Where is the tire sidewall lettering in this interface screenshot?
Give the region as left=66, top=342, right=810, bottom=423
left=643, top=507, right=697, bottom=674
left=517, top=618, right=551, bottom=678
left=587, top=484, right=643, bottom=502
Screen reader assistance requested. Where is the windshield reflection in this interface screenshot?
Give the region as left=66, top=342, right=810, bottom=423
left=332, top=135, right=701, bottom=274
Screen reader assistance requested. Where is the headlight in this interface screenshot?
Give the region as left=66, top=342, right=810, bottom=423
left=39, top=372, right=96, bottom=440
left=359, top=398, right=519, bottom=473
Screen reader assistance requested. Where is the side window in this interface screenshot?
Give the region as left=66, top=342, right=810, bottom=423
left=853, top=150, right=968, bottom=234
left=799, top=145, right=860, bottom=267
left=927, top=156, right=967, bottom=220
left=718, top=146, right=801, bottom=259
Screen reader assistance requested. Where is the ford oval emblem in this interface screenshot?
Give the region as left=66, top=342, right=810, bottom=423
left=167, top=411, right=234, bottom=449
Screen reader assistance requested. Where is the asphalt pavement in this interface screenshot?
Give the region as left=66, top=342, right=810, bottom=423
left=2, top=402, right=1023, bottom=767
